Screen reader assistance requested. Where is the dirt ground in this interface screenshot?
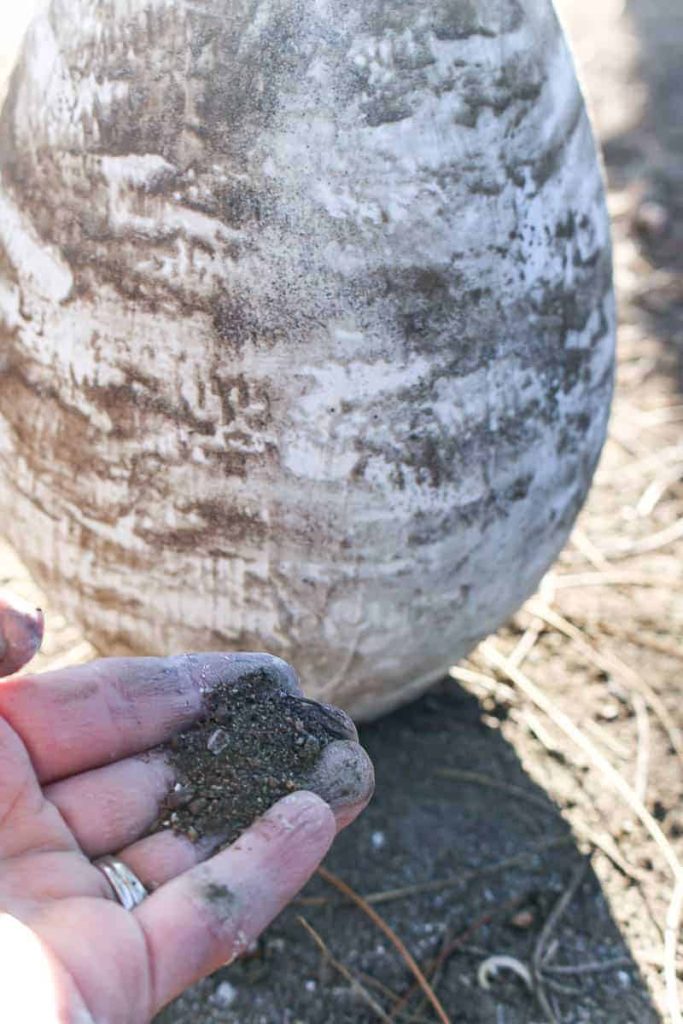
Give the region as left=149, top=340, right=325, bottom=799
left=1, top=1, right=681, bottom=1022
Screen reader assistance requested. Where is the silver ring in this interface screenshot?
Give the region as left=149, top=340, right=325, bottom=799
left=94, top=855, right=148, bottom=911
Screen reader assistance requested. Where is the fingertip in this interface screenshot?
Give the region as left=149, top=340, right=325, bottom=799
left=183, top=652, right=303, bottom=699
left=134, top=791, right=336, bottom=1008
left=266, top=789, right=337, bottom=839
left=240, top=790, right=336, bottom=865
left=301, top=741, right=375, bottom=831
left=0, top=593, right=45, bottom=677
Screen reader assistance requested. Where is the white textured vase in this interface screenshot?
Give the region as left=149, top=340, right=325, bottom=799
left=0, top=0, right=614, bottom=719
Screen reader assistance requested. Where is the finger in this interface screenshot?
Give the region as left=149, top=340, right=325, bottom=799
left=302, top=739, right=375, bottom=829
left=113, top=741, right=373, bottom=887
left=44, top=730, right=371, bottom=859
left=118, top=830, right=217, bottom=890
left=45, top=754, right=175, bottom=858
left=135, top=791, right=335, bottom=1013
left=0, top=653, right=301, bottom=784
left=0, top=715, right=79, bottom=860
left=0, top=592, right=44, bottom=678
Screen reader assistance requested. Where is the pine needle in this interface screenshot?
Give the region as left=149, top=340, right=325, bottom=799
left=317, top=866, right=452, bottom=1024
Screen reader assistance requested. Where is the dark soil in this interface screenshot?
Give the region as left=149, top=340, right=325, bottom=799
left=154, top=671, right=355, bottom=846
left=156, top=681, right=658, bottom=1024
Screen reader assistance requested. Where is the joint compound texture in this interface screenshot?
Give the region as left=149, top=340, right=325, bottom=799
left=0, top=0, right=614, bottom=719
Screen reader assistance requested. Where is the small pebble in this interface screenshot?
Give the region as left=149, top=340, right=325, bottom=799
left=167, top=784, right=195, bottom=809
left=633, top=199, right=669, bottom=238
left=510, top=909, right=535, bottom=930
left=597, top=702, right=620, bottom=722
left=302, top=735, right=321, bottom=756
left=207, top=728, right=230, bottom=755
left=212, top=981, right=237, bottom=1008
left=371, top=830, right=386, bottom=851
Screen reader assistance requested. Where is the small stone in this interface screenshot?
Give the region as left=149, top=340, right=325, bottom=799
left=214, top=704, right=234, bottom=724
left=304, top=979, right=317, bottom=993
left=510, top=909, right=535, bottom=930
left=633, top=199, right=669, bottom=239
left=186, top=825, right=199, bottom=842
left=207, top=728, right=230, bottom=755
left=167, top=784, right=195, bottom=809
left=212, top=981, right=237, bottom=1008
left=189, top=797, right=208, bottom=815
left=597, top=702, right=620, bottom=722
left=371, top=830, right=386, bottom=851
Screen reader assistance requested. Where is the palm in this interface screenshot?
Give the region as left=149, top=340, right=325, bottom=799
left=1, top=705, right=158, bottom=1023
left=0, top=598, right=372, bottom=1023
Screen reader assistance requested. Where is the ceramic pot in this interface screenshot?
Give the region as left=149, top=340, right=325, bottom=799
left=0, top=0, right=614, bottom=718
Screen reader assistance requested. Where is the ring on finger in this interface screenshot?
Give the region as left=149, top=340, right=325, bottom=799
left=94, top=855, right=149, bottom=910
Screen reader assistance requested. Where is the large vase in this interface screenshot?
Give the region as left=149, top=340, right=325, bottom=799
left=0, top=0, right=614, bottom=719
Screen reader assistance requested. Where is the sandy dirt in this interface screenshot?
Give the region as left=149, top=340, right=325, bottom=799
left=1, top=0, right=682, bottom=1021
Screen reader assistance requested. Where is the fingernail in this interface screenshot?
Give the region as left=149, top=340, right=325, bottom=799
left=290, top=699, right=359, bottom=741
left=267, top=790, right=333, bottom=833
left=0, top=598, right=44, bottom=673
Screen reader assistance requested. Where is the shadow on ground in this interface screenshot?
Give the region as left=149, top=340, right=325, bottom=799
left=159, top=681, right=658, bottom=1024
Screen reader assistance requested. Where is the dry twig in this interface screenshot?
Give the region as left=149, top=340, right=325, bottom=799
left=479, top=640, right=683, bottom=1024
left=526, top=600, right=683, bottom=764
left=531, top=859, right=591, bottom=1023
left=604, top=516, right=683, bottom=559
left=389, top=896, right=527, bottom=1021
left=297, top=836, right=573, bottom=909
left=636, top=466, right=683, bottom=516
left=571, top=528, right=612, bottom=571
left=633, top=693, right=651, bottom=804
left=317, top=866, right=452, bottom=1024
left=435, top=768, right=556, bottom=816
left=508, top=618, right=546, bottom=669
left=544, top=957, right=633, bottom=976
left=298, top=916, right=394, bottom=1023
left=552, top=570, right=675, bottom=589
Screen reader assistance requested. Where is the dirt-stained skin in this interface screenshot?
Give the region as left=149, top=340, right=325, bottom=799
left=0, top=0, right=614, bottom=718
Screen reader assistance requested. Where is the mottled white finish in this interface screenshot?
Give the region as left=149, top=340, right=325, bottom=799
left=0, top=0, right=614, bottom=718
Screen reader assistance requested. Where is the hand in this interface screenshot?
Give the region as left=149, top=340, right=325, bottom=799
left=0, top=594, right=373, bottom=1023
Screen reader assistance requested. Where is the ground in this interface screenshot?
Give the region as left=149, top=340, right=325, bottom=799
left=1, top=0, right=681, bottom=1022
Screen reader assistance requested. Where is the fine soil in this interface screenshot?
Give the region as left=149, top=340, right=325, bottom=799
left=153, top=672, right=355, bottom=846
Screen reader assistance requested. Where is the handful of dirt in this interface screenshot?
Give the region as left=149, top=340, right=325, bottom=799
left=153, top=670, right=359, bottom=846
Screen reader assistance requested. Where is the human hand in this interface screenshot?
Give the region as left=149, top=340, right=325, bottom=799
left=0, top=595, right=373, bottom=1023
